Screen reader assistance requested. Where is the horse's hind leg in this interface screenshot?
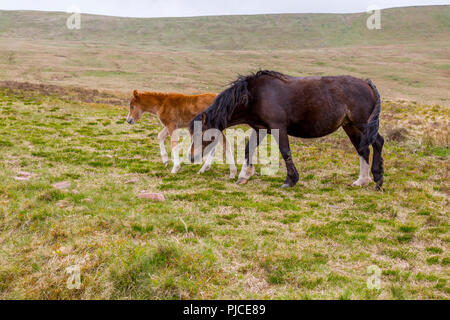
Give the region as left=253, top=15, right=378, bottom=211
left=371, top=133, right=385, bottom=190
left=278, top=130, right=299, bottom=188
left=343, top=124, right=371, bottom=187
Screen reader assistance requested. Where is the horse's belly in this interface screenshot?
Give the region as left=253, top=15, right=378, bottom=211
left=287, top=121, right=341, bottom=138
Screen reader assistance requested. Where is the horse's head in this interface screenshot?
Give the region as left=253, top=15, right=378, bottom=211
left=126, top=90, right=144, bottom=125
left=189, top=112, right=218, bottom=163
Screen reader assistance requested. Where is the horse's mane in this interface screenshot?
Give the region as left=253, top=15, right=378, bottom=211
left=190, top=70, right=288, bottom=132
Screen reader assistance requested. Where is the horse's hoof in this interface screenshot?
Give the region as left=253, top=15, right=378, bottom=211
left=163, top=161, right=169, bottom=168
left=352, top=178, right=371, bottom=187
left=229, top=169, right=237, bottom=178
left=281, top=183, right=292, bottom=188
left=374, top=182, right=384, bottom=191
left=374, top=178, right=384, bottom=191
left=237, top=178, right=249, bottom=185
left=171, top=166, right=180, bottom=174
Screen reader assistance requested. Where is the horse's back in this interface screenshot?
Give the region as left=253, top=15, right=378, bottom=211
left=252, top=74, right=377, bottom=138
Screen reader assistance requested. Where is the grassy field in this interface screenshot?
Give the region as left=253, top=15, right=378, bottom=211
left=0, top=87, right=448, bottom=299
left=0, top=6, right=449, bottom=300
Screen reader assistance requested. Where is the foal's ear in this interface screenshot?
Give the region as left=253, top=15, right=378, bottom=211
left=133, top=90, right=139, bottom=100
left=201, top=112, right=207, bottom=125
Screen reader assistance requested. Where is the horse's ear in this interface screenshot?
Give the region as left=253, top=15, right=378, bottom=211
left=133, top=90, right=139, bottom=100
left=202, top=112, right=207, bottom=125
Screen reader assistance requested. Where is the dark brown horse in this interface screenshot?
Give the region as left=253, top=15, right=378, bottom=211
left=189, top=70, right=384, bottom=190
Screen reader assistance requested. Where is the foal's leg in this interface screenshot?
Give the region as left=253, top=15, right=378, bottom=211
left=169, top=128, right=181, bottom=174
left=223, top=134, right=237, bottom=179
left=158, top=127, right=170, bottom=167
left=237, top=130, right=267, bottom=185
left=371, top=133, right=385, bottom=190
left=343, top=125, right=371, bottom=187
left=277, top=129, right=299, bottom=188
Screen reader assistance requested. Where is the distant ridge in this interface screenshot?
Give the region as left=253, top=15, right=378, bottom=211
left=0, top=5, right=448, bottom=50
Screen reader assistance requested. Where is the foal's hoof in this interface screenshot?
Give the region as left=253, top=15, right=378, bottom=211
left=281, top=183, right=294, bottom=188
left=163, top=161, right=169, bottom=168
left=171, top=166, right=180, bottom=174
left=237, top=178, right=249, bottom=185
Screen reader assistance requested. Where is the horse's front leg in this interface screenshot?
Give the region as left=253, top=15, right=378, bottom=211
left=277, top=130, right=299, bottom=188
left=237, top=129, right=267, bottom=185
left=198, top=145, right=216, bottom=174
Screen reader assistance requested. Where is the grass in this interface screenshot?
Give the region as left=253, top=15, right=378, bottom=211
left=0, top=88, right=448, bottom=299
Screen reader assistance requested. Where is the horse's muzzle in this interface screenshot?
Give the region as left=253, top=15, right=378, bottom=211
left=126, top=117, right=135, bottom=125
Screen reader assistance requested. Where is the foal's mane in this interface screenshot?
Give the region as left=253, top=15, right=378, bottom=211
left=138, top=91, right=212, bottom=100
left=190, top=70, right=288, bottom=132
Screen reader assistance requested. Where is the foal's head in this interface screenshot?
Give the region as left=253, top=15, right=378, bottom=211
left=126, top=90, right=144, bottom=125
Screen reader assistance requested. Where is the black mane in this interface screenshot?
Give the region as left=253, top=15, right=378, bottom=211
left=190, top=70, right=288, bottom=132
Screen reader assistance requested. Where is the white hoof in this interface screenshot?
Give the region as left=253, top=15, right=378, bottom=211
left=171, top=165, right=180, bottom=174
left=352, top=178, right=371, bottom=187
left=198, top=166, right=211, bottom=174
left=229, top=168, right=237, bottom=179
left=237, top=164, right=255, bottom=185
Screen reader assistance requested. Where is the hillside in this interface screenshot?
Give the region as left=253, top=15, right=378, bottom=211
left=0, top=6, right=449, bottom=50
left=0, top=6, right=449, bottom=105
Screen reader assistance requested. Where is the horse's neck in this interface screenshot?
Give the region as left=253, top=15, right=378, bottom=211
left=224, top=106, right=248, bottom=129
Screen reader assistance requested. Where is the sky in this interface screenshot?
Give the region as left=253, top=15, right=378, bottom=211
left=0, top=0, right=448, bottom=18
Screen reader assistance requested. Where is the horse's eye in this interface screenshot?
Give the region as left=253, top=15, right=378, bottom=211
left=131, top=106, right=134, bottom=110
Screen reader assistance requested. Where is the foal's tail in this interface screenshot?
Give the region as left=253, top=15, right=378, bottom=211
left=360, top=79, right=381, bottom=150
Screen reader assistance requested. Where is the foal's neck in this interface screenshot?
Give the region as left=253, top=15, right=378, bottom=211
left=140, top=92, right=170, bottom=114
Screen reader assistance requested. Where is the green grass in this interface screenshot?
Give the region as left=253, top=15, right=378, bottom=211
left=0, top=89, right=448, bottom=299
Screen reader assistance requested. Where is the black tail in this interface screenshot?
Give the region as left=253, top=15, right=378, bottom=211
left=360, top=79, right=381, bottom=150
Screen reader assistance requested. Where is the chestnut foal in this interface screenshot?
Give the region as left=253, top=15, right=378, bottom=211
left=126, top=90, right=237, bottom=177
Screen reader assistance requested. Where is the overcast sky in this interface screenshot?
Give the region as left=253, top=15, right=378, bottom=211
left=0, top=0, right=448, bottom=17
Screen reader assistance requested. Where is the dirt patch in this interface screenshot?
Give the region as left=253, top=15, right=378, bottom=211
left=0, top=81, right=128, bottom=106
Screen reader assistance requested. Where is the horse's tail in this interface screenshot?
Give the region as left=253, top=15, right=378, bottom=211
left=360, top=79, right=381, bottom=150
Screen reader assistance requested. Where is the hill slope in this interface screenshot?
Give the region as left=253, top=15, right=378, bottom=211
left=0, top=6, right=449, bottom=50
